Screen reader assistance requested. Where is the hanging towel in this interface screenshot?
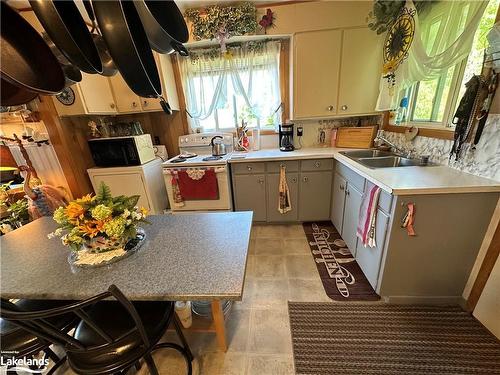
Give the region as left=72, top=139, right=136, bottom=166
left=177, top=168, right=219, bottom=200
left=278, top=165, right=292, bottom=214
left=170, top=171, right=185, bottom=207
left=356, top=182, right=381, bottom=248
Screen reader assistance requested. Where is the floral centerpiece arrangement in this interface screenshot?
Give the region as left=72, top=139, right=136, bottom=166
left=48, top=183, right=148, bottom=265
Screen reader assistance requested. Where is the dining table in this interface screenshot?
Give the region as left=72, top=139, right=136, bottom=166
left=0, top=211, right=253, bottom=352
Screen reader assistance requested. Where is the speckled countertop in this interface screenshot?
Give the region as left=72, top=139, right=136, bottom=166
left=228, top=148, right=500, bottom=195
left=0, top=212, right=253, bottom=301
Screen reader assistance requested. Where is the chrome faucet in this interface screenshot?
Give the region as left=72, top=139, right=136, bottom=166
left=375, top=135, right=414, bottom=158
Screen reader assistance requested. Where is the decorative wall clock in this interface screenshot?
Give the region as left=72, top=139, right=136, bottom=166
left=56, top=87, right=75, bottom=106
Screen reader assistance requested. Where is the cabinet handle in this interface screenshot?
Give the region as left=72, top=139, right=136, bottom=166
left=303, top=176, right=309, bottom=183
left=258, top=178, right=264, bottom=184
left=340, top=184, right=345, bottom=191
left=110, top=103, right=115, bottom=109
left=314, top=161, right=321, bottom=168
left=346, top=189, right=350, bottom=196
left=132, top=101, right=137, bottom=107
left=143, top=100, right=148, bottom=106
left=291, top=177, right=297, bottom=183
left=327, top=105, right=334, bottom=111
left=247, top=166, right=253, bottom=171
left=341, top=105, right=348, bottom=111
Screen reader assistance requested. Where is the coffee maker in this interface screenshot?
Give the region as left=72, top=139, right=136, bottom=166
left=279, top=122, right=295, bottom=152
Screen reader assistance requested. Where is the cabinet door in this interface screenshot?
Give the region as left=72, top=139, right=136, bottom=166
left=110, top=73, right=141, bottom=113
left=266, top=172, right=299, bottom=222
left=79, top=73, right=117, bottom=114
left=233, top=174, right=267, bottom=222
left=294, top=30, right=341, bottom=119
left=337, top=28, right=383, bottom=115
left=356, top=208, right=389, bottom=290
left=154, top=52, right=180, bottom=111
left=331, top=172, right=346, bottom=233
left=341, top=183, right=362, bottom=255
left=91, top=173, right=150, bottom=211
left=298, top=171, right=332, bottom=221
left=140, top=97, right=162, bottom=111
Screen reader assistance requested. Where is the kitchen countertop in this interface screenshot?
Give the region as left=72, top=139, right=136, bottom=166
left=228, top=148, right=500, bottom=195
left=0, top=212, right=253, bottom=301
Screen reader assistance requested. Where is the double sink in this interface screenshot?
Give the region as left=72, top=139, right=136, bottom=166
left=340, top=150, right=435, bottom=169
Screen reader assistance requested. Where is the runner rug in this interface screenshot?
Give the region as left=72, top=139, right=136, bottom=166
left=289, top=302, right=500, bottom=375
left=302, top=221, right=379, bottom=301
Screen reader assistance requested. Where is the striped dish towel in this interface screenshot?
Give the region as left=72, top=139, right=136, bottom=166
left=278, top=165, right=292, bottom=214
left=356, top=182, right=381, bottom=248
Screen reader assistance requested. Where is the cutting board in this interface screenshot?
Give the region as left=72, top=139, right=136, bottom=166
left=335, top=126, right=377, bottom=149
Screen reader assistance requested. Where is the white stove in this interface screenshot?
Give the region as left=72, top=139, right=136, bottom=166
left=162, top=133, right=234, bottom=212
left=163, top=153, right=231, bottom=167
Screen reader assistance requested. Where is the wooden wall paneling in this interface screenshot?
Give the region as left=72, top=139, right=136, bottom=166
left=36, top=96, right=94, bottom=198
left=280, top=39, right=291, bottom=123
left=170, top=54, right=190, bottom=136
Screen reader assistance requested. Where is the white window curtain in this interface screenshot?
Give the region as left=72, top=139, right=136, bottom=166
left=377, top=0, right=488, bottom=110
left=179, top=40, right=282, bottom=131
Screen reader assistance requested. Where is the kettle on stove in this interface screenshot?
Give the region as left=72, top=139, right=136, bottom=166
left=210, top=136, right=227, bottom=156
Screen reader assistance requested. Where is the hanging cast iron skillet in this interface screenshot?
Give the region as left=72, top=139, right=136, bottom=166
left=42, top=33, right=82, bottom=86
left=1, top=79, right=38, bottom=107
left=0, top=2, right=65, bottom=95
left=82, top=0, right=118, bottom=77
left=92, top=0, right=172, bottom=114
left=29, top=0, right=102, bottom=74
left=134, top=0, right=189, bottom=55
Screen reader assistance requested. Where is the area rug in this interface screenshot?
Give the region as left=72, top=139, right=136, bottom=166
left=302, top=221, right=379, bottom=301
left=289, top=302, right=500, bottom=375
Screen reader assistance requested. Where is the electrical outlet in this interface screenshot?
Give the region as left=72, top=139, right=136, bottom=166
left=297, top=126, right=303, bottom=136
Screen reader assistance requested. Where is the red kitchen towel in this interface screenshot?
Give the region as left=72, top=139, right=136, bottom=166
left=177, top=168, right=219, bottom=200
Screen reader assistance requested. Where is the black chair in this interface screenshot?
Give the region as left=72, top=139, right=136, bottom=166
left=0, top=299, right=77, bottom=374
left=0, top=285, right=193, bottom=375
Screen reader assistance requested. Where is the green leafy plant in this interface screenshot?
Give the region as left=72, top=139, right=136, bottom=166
left=367, top=1, right=434, bottom=35
left=48, top=182, right=149, bottom=251
left=185, top=2, right=257, bottom=41
left=0, top=198, right=29, bottom=234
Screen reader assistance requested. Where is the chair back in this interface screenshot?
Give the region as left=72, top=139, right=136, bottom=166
left=0, top=285, right=151, bottom=351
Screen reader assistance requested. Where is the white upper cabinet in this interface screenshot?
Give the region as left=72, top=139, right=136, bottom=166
left=293, top=27, right=383, bottom=119
left=294, top=29, right=342, bottom=119
left=337, top=28, right=384, bottom=116
left=52, top=53, right=180, bottom=116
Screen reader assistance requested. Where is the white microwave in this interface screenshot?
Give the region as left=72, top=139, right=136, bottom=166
left=88, top=134, right=156, bottom=167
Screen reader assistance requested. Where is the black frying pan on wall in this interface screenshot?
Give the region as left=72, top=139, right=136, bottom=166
left=92, top=0, right=172, bottom=114
left=135, top=0, right=189, bottom=56
left=0, top=1, right=65, bottom=95
left=29, top=0, right=103, bottom=74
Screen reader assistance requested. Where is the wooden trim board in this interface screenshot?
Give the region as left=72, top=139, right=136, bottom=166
left=466, top=220, right=500, bottom=312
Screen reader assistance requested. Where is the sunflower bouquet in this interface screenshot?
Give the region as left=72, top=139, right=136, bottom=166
left=48, top=182, right=148, bottom=253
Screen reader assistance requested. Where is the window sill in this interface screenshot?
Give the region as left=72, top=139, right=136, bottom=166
left=381, top=113, right=454, bottom=140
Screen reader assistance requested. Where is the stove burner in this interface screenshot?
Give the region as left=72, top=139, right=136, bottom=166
left=202, top=156, right=223, bottom=161
left=170, top=157, right=187, bottom=163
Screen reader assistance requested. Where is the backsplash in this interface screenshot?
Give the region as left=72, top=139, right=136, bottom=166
left=257, top=115, right=381, bottom=149
left=380, top=114, right=500, bottom=181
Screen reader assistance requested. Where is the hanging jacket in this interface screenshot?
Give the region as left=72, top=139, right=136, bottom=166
left=450, top=75, right=482, bottom=161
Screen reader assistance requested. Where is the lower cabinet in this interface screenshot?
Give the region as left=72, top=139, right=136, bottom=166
left=231, top=159, right=333, bottom=222
left=232, top=174, right=267, bottom=221
left=341, top=183, right=363, bottom=256
left=266, top=172, right=299, bottom=222
left=298, top=171, right=332, bottom=221
left=331, top=172, right=346, bottom=232
left=356, top=209, right=389, bottom=289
